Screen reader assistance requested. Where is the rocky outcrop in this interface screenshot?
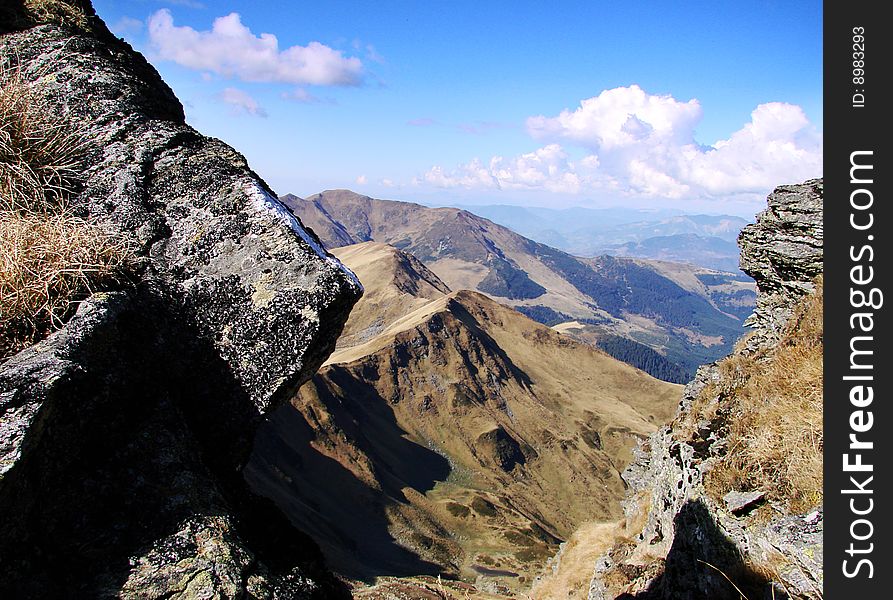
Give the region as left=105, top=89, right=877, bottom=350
left=587, top=180, right=823, bottom=600
left=1, top=4, right=361, bottom=598
left=738, top=179, right=823, bottom=350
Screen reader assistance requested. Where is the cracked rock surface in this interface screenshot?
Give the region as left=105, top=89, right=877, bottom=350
left=1, top=4, right=361, bottom=598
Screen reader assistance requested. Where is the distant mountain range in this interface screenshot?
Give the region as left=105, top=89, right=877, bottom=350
left=448, top=204, right=752, bottom=272
left=247, top=241, right=681, bottom=589
left=281, top=190, right=755, bottom=380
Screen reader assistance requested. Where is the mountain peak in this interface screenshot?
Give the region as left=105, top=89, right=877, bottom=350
left=286, top=191, right=751, bottom=380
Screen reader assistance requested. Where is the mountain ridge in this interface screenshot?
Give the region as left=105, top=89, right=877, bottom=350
left=247, top=241, right=682, bottom=592
left=441, top=203, right=751, bottom=272
left=283, top=189, right=754, bottom=381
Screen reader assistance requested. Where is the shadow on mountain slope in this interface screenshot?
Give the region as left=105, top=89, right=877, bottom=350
left=246, top=378, right=452, bottom=582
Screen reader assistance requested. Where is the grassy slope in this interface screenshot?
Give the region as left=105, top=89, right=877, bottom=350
left=247, top=242, right=681, bottom=593
left=285, top=190, right=753, bottom=381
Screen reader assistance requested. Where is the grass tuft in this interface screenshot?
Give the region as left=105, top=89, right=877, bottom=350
left=0, top=61, right=87, bottom=213
left=1, top=60, right=131, bottom=360
left=22, top=0, right=89, bottom=29
left=0, top=212, right=130, bottom=355
left=705, top=276, right=823, bottom=512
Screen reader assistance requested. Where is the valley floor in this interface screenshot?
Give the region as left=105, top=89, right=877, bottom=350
left=350, top=519, right=623, bottom=600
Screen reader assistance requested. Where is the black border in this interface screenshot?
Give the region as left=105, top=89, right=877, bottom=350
left=825, top=2, right=890, bottom=596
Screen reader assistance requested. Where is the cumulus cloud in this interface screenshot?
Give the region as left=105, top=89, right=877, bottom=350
left=355, top=175, right=367, bottom=185
left=684, top=102, right=822, bottom=194
left=527, top=85, right=701, bottom=150
left=422, top=144, right=605, bottom=194
left=147, top=10, right=363, bottom=86
left=422, top=85, right=821, bottom=201
left=422, top=159, right=497, bottom=190
left=218, top=87, right=267, bottom=117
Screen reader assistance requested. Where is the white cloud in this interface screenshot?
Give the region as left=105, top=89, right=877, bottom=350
left=407, top=117, right=437, bottom=127
left=355, top=175, right=367, bottom=185
left=421, top=85, right=821, bottom=202
left=422, top=159, right=497, bottom=190
left=147, top=10, right=363, bottom=86
left=627, top=159, right=689, bottom=198
left=527, top=85, right=701, bottom=150
left=423, top=144, right=601, bottom=194
left=218, top=87, right=267, bottom=117
left=684, top=102, right=822, bottom=194
left=489, top=144, right=582, bottom=193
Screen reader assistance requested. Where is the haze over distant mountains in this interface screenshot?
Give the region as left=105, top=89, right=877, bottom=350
left=281, top=190, right=755, bottom=381
left=446, top=204, right=752, bottom=273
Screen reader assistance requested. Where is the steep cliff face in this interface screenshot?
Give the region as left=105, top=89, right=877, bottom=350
left=587, top=180, right=823, bottom=600
left=0, top=4, right=361, bottom=598
left=738, top=179, right=823, bottom=350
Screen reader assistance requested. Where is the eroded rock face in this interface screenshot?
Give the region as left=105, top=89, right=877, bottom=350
left=1, top=6, right=360, bottom=598
left=738, top=179, right=823, bottom=349
left=587, top=180, right=823, bottom=600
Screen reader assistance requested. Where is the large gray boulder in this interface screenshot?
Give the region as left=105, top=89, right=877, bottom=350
left=1, top=3, right=361, bottom=598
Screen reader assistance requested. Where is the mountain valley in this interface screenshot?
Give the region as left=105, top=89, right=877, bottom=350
left=246, top=241, right=681, bottom=594
left=282, top=190, right=755, bottom=381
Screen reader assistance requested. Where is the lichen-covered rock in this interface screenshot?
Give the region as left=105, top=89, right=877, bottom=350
left=1, top=16, right=361, bottom=413
left=0, top=3, right=360, bottom=598
left=588, top=180, right=823, bottom=600
left=738, top=179, right=823, bottom=350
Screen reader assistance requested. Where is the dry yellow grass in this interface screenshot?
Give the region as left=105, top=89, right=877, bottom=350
left=1, top=60, right=130, bottom=359
left=706, top=277, right=823, bottom=512
left=528, top=521, right=624, bottom=600
left=0, top=212, right=130, bottom=355
left=0, top=61, right=87, bottom=213
left=22, top=0, right=89, bottom=29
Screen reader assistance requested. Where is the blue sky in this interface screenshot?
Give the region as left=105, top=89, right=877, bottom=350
left=93, top=1, right=823, bottom=217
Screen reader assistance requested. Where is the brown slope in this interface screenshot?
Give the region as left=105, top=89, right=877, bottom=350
left=282, top=189, right=588, bottom=311
left=282, top=190, right=749, bottom=381
left=246, top=242, right=681, bottom=592
left=327, top=241, right=451, bottom=349
left=280, top=192, right=360, bottom=248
